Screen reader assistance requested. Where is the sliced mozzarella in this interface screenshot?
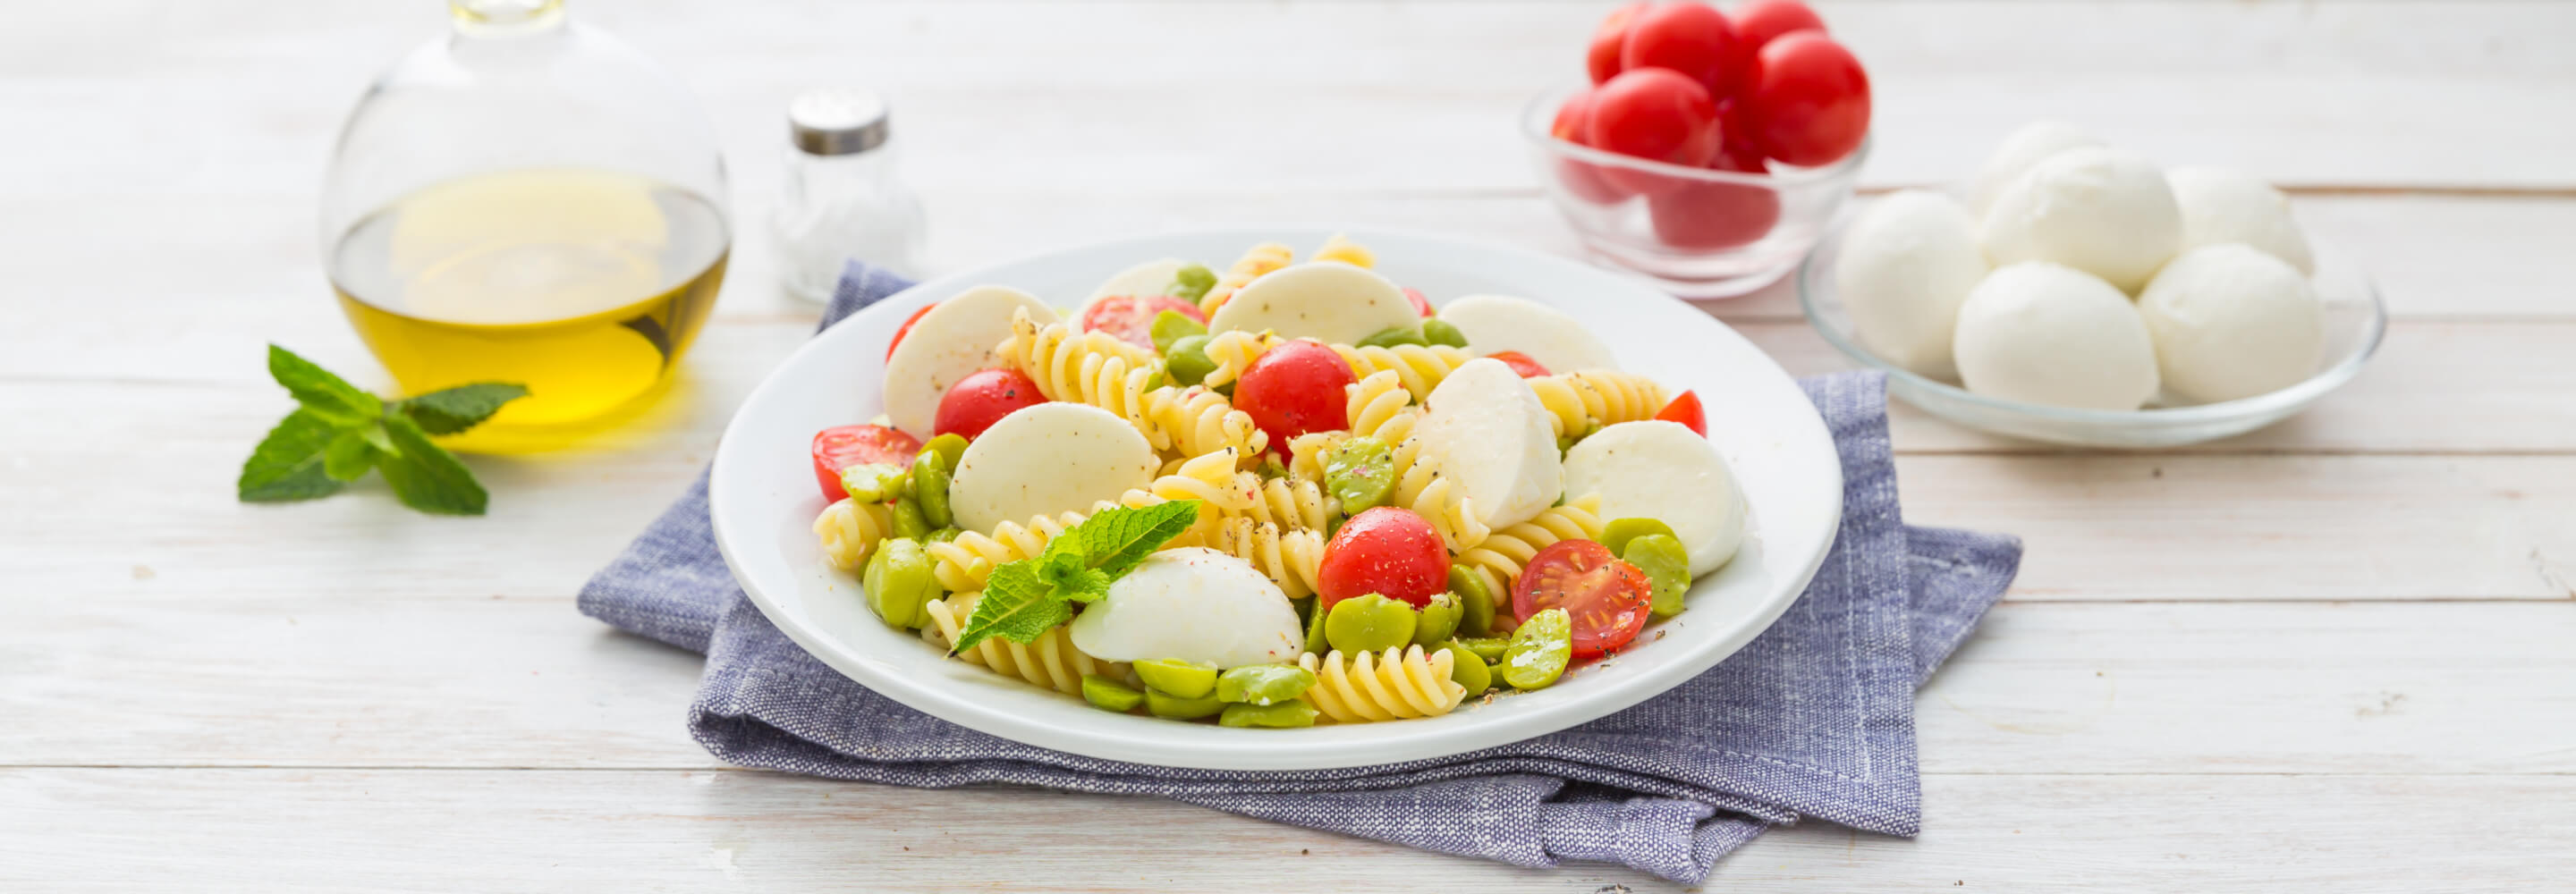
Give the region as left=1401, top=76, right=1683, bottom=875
left=1563, top=420, right=1745, bottom=577
left=881, top=286, right=1058, bottom=437
left=1083, top=257, right=1190, bottom=305
left=947, top=402, right=1157, bottom=533
left=1435, top=294, right=1620, bottom=373
left=1069, top=547, right=1305, bottom=668
left=1205, top=262, right=1419, bottom=345
left=1411, top=358, right=1563, bottom=531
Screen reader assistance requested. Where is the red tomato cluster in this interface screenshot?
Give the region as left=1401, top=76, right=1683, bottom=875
left=1557, top=1, right=1868, bottom=249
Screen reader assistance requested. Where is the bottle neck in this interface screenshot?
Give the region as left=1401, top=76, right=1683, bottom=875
left=450, top=0, right=568, bottom=37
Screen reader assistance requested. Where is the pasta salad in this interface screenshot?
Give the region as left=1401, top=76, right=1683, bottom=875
left=807, top=236, right=1748, bottom=729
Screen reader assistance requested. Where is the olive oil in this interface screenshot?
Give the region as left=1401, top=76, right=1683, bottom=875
left=330, top=167, right=729, bottom=451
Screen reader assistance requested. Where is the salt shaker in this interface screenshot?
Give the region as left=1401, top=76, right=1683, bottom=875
left=773, top=88, right=927, bottom=303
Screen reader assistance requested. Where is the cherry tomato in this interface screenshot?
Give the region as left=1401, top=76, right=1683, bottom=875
left=1318, top=507, right=1450, bottom=609
left=1653, top=390, right=1707, bottom=435
left=1235, top=339, right=1357, bottom=451
left=1080, top=295, right=1205, bottom=350
left=1484, top=350, right=1552, bottom=378
left=1584, top=68, right=1722, bottom=194
left=1746, top=32, right=1870, bottom=167
left=811, top=424, right=922, bottom=501
left=886, top=304, right=935, bottom=362
left=1512, top=539, right=1652, bottom=660
left=933, top=368, right=1047, bottom=441
left=1400, top=287, right=1435, bottom=317
left=1647, top=150, right=1781, bottom=249
left=1619, top=2, right=1740, bottom=95
left=1731, top=0, right=1826, bottom=50
left=1586, top=2, right=1648, bottom=85
left=1551, top=89, right=1634, bottom=205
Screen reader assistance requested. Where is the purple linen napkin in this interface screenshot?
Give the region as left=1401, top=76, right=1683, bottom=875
left=578, top=261, right=2021, bottom=884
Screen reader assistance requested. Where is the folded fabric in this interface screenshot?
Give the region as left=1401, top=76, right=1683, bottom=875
left=579, top=261, right=2022, bottom=883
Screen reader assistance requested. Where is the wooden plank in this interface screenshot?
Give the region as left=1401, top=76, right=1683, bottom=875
left=7, top=595, right=2570, bottom=773
left=1, top=768, right=2565, bottom=891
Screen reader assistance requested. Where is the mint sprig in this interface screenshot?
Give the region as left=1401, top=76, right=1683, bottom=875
left=237, top=345, right=527, bottom=516
left=950, top=501, right=1201, bottom=654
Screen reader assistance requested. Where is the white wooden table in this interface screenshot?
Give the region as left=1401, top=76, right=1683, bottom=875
left=6, top=2, right=2572, bottom=890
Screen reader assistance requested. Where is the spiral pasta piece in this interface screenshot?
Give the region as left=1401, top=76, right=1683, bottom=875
left=1212, top=518, right=1326, bottom=600
left=1144, top=384, right=1269, bottom=464
left=1329, top=342, right=1476, bottom=401
left=926, top=508, right=1093, bottom=593
left=1526, top=371, right=1672, bottom=439
left=1241, top=473, right=1334, bottom=532
left=1298, top=645, right=1467, bottom=723
left=1387, top=434, right=1489, bottom=552
left=1309, top=232, right=1376, bottom=268
left=921, top=592, right=1125, bottom=695
left=813, top=497, right=894, bottom=571
left=1342, top=370, right=1421, bottom=445
left=1199, top=241, right=1294, bottom=317
left=996, top=308, right=1169, bottom=442
left=1284, top=431, right=1346, bottom=485
left=1455, top=494, right=1606, bottom=606
left=1200, top=330, right=1280, bottom=389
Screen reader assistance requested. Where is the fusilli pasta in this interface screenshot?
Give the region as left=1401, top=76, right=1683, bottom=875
left=1199, top=329, right=1280, bottom=389
left=1328, top=342, right=1476, bottom=401
left=813, top=497, right=894, bottom=571
left=1526, top=371, right=1671, bottom=439
left=1198, top=241, right=1294, bottom=317
left=998, top=308, right=1268, bottom=463
left=1298, top=645, right=1468, bottom=723
left=1212, top=517, right=1326, bottom=600
left=921, top=592, right=1124, bottom=695
left=1309, top=232, right=1375, bottom=268
left=1455, top=493, right=1606, bottom=608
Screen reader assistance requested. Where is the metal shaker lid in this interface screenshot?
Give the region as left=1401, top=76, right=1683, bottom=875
left=788, top=88, right=892, bottom=156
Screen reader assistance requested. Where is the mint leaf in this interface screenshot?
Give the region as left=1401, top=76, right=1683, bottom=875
left=374, top=415, right=488, bottom=515
left=951, top=561, right=1072, bottom=653
left=396, top=383, right=529, bottom=435
left=238, top=409, right=351, bottom=502
left=321, top=426, right=385, bottom=482
left=267, top=344, right=380, bottom=426
left=1058, top=567, right=1113, bottom=603
left=1080, top=501, right=1203, bottom=578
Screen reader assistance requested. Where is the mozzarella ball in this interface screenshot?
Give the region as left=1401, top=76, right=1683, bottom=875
left=2135, top=244, right=2326, bottom=403
left=1952, top=263, right=2161, bottom=410
left=1979, top=148, right=2182, bottom=293
left=1834, top=190, right=1988, bottom=379
left=1970, top=121, right=2106, bottom=215
left=2166, top=166, right=2314, bottom=275
left=1068, top=548, right=1305, bottom=669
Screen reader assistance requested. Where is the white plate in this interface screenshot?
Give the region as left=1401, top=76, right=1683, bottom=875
left=709, top=226, right=1843, bottom=771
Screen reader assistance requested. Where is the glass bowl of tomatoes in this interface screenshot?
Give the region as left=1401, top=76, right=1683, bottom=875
left=1523, top=83, right=1868, bottom=299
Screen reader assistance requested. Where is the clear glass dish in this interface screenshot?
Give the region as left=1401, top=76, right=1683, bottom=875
left=1521, top=84, right=1866, bottom=299
left=1798, top=209, right=2387, bottom=448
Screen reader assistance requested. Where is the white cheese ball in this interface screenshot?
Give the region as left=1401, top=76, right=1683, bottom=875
left=1834, top=190, right=1988, bottom=379
left=2166, top=166, right=2314, bottom=275
left=1068, top=548, right=1305, bottom=669
left=1979, top=148, right=2182, bottom=294
left=1970, top=121, right=2106, bottom=215
left=1952, top=262, right=2161, bottom=411
left=2135, top=244, right=2326, bottom=403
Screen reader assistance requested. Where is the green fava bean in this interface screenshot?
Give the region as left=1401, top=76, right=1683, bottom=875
left=1411, top=591, right=1462, bottom=647
left=862, top=538, right=938, bottom=629
left=1303, top=595, right=1331, bottom=654
left=1441, top=641, right=1492, bottom=694
left=1146, top=687, right=1224, bottom=720
left=1133, top=658, right=1218, bottom=699
left=1324, top=594, right=1418, bottom=654
left=1447, top=564, right=1494, bottom=637
left=1503, top=608, right=1573, bottom=690
left=925, top=527, right=962, bottom=544
left=1453, top=636, right=1509, bottom=663
left=1165, top=333, right=1218, bottom=387
left=837, top=462, right=907, bottom=503
left=1323, top=436, right=1396, bottom=514
left=1171, top=263, right=1217, bottom=302
left=909, top=449, right=954, bottom=529
left=1356, top=325, right=1427, bottom=349
left=1420, top=318, right=1469, bottom=348
left=1081, top=674, right=1145, bottom=713
left=1218, top=701, right=1318, bottom=729
left=921, top=434, right=968, bottom=472
left=1216, top=664, right=1317, bottom=705
left=889, top=493, right=930, bottom=540
left=1623, top=533, right=1691, bottom=619
left=1149, top=310, right=1208, bottom=355
left=1599, top=517, right=1679, bottom=558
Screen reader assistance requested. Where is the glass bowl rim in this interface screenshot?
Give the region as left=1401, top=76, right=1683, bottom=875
left=1796, top=220, right=2390, bottom=426
left=1520, top=82, right=1871, bottom=190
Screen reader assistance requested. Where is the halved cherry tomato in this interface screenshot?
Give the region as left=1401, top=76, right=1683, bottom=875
left=1485, top=350, right=1552, bottom=378
left=1584, top=68, right=1722, bottom=195
left=811, top=424, right=922, bottom=501
left=1401, top=287, right=1435, bottom=318
left=1318, top=506, right=1450, bottom=609
left=1235, top=339, right=1356, bottom=451
left=1080, top=295, right=1205, bottom=350
left=1746, top=32, right=1870, bottom=167
left=1619, top=1, right=1740, bottom=95
left=1586, top=2, right=1648, bottom=85
left=1647, top=149, right=1781, bottom=249
left=1653, top=390, right=1707, bottom=435
left=934, top=368, right=1047, bottom=441
left=886, top=304, right=936, bottom=362
left=1512, top=539, right=1652, bottom=659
